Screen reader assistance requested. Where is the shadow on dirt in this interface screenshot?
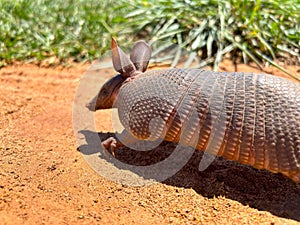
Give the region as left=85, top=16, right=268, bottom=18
left=78, top=130, right=300, bottom=221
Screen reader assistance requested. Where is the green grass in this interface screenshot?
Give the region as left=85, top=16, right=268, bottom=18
left=0, top=0, right=132, bottom=65
left=125, top=0, right=300, bottom=79
left=0, top=0, right=299, bottom=79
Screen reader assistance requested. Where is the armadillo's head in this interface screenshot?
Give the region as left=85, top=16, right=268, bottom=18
left=86, top=74, right=125, bottom=111
left=86, top=38, right=151, bottom=111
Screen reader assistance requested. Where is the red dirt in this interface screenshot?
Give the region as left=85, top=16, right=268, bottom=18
left=0, top=61, right=300, bottom=225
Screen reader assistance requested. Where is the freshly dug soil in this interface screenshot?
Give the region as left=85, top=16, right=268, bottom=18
left=0, top=61, right=299, bottom=224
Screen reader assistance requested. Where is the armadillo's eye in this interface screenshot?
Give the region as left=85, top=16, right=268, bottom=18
left=101, top=88, right=109, bottom=96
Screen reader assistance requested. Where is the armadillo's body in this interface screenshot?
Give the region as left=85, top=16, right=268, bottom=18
left=89, top=39, right=300, bottom=183
left=116, top=68, right=300, bottom=182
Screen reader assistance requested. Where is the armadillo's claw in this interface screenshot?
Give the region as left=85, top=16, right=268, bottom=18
left=101, top=137, right=123, bottom=157
left=101, top=137, right=117, bottom=157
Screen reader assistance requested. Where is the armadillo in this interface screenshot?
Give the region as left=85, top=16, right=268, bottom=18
left=87, top=38, right=300, bottom=183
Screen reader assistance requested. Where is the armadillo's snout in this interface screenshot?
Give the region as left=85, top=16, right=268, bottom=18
left=86, top=97, right=97, bottom=112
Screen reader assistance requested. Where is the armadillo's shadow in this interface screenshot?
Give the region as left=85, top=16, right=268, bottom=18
left=78, top=130, right=300, bottom=221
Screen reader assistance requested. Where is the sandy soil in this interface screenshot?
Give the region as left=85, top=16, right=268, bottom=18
left=0, top=61, right=300, bottom=225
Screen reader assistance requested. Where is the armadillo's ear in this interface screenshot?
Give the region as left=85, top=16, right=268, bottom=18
left=130, top=40, right=151, bottom=72
left=111, top=38, right=136, bottom=78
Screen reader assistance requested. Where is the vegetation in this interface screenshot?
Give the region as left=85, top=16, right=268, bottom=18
left=0, top=0, right=130, bottom=65
left=0, top=0, right=299, bottom=78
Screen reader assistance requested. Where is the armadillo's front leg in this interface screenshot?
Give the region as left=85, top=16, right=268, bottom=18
left=102, top=137, right=124, bottom=156
left=102, top=129, right=139, bottom=156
